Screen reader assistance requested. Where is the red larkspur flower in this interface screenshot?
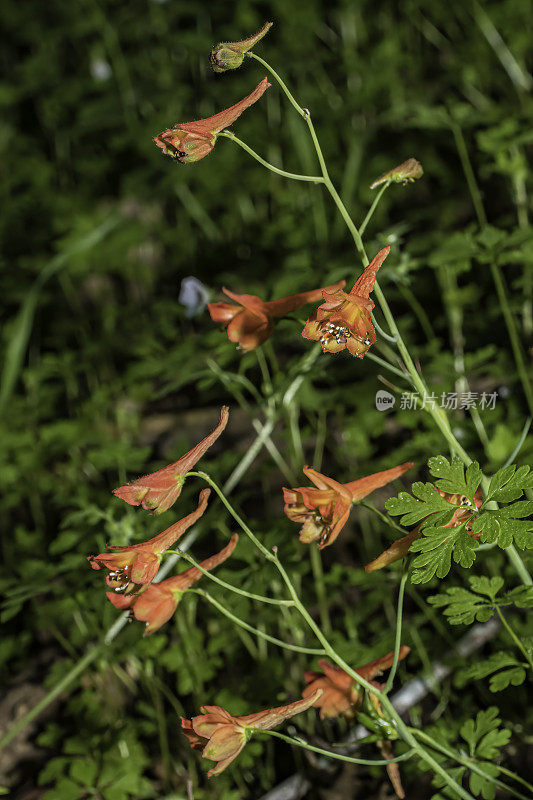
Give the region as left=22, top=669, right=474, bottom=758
left=87, top=489, right=210, bottom=595
left=208, top=281, right=346, bottom=351
left=107, top=534, right=239, bottom=634
left=153, top=79, right=270, bottom=164
left=302, top=247, right=390, bottom=357
left=302, top=649, right=410, bottom=719
left=113, top=406, right=228, bottom=514
left=283, top=462, right=414, bottom=549
left=181, top=691, right=322, bottom=777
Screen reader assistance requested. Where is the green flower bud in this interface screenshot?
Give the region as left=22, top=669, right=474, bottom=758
left=210, top=22, right=273, bottom=73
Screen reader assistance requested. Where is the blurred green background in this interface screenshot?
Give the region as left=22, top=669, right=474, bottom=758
left=1, top=0, right=532, bottom=797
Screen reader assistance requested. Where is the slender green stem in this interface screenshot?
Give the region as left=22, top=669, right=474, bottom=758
left=495, top=606, right=533, bottom=672
left=360, top=182, right=391, bottom=236
left=259, top=729, right=415, bottom=767
left=251, top=417, right=297, bottom=484
left=248, top=52, right=307, bottom=117
left=310, top=545, right=332, bottom=636
left=371, top=312, right=399, bottom=343
left=384, top=570, right=409, bottom=693
left=497, top=764, right=533, bottom=796
left=489, top=259, right=533, bottom=415
left=164, top=550, right=294, bottom=607
left=186, top=471, right=275, bottom=561
left=193, top=589, right=325, bottom=656
left=255, top=347, right=274, bottom=398
left=365, top=352, right=410, bottom=381
left=412, top=727, right=532, bottom=800
left=503, top=417, right=532, bottom=468
left=451, top=121, right=487, bottom=227
left=219, top=131, right=322, bottom=183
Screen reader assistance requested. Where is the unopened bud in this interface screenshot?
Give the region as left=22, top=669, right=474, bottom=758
left=370, top=158, right=423, bottom=189
left=210, top=22, right=273, bottom=73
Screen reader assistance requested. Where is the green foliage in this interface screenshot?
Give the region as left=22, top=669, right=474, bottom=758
left=428, top=456, right=482, bottom=505
left=428, top=709, right=511, bottom=800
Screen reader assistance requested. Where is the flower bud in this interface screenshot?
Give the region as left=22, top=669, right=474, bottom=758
left=370, top=158, right=423, bottom=189
left=210, top=22, right=273, bottom=73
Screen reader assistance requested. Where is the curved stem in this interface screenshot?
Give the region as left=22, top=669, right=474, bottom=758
left=384, top=570, right=409, bottom=693
left=365, top=352, right=410, bottom=381
left=371, top=312, right=399, bottom=344
left=360, top=182, right=391, bottom=237
left=219, top=131, right=323, bottom=183
left=164, top=550, right=294, bottom=607
left=310, top=545, right=331, bottom=636
left=503, top=417, right=532, bottom=468
left=495, top=606, right=533, bottom=672
left=497, top=764, right=533, bottom=796
left=259, top=729, right=415, bottom=767
left=193, top=589, right=325, bottom=656
left=248, top=52, right=306, bottom=117
left=185, top=471, right=275, bottom=561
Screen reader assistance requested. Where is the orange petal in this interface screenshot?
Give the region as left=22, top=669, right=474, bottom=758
left=207, top=302, right=240, bottom=323
left=130, top=552, right=160, bottom=585
left=301, top=316, right=322, bottom=341
left=193, top=707, right=235, bottom=737
left=357, top=647, right=410, bottom=681
left=222, top=288, right=269, bottom=321
left=226, top=309, right=272, bottom=350
left=318, top=660, right=354, bottom=690
left=237, top=689, right=323, bottom=731
left=132, top=585, right=178, bottom=635
left=350, top=247, right=390, bottom=300
left=364, top=528, right=420, bottom=572
left=303, top=467, right=350, bottom=497
left=105, top=592, right=136, bottom=610
left=178, top=78, right=270, bottom=136
left=181, top=717, right=206, bottom=750
left=344, top=462, right=414, bottom=502
left=318, top=502, right=351, bottom=549
left=264, top=281, right=346, bottom=318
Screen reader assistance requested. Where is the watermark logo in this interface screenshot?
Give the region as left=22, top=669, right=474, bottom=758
left=399, top=391, right=498, bottom=411
left=375, top=390, right=396, bottom=411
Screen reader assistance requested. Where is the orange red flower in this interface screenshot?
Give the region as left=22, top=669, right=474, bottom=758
left=283, top=462, right=414, bottom=549
left=302, top=650, right=410, bottom=719
left=87, top=489, right=210, bottom=595
left=107, top=534, right=238, bottom=634
left=208, top=282, right=346, bottom=351
left=365, top=488, right=483, bottom=572
left=113, top=406, right=228, bottom=514
left=302, top=247, right=390, bottom=357
left=153, top=79, right=270, bottom=164
left=181, top=691, right=322, bottom=776
left=210, top=22, right=273, bottom=73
